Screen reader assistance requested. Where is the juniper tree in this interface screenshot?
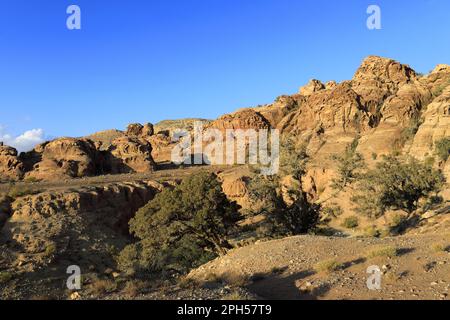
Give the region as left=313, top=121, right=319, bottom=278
left=351, top=155, right=445, bottom=219
left=247, top=136, right=320, bottom=236
left=118, top=172, right=241, bottom=274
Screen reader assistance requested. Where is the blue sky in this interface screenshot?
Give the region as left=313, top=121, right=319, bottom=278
left=0, top=0, right=449, bottom=150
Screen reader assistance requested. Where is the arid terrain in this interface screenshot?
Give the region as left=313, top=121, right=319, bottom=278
left=0, top=56, right=449, bottom=300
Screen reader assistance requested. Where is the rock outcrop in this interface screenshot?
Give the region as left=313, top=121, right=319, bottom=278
left=23, top=138, right=101, bottom=180
left=0, top=144, right=24, bottom=181
left=299, top=79, right=325, bottom=96
left=1, top=181, right=164, bottom=274
left=126, top=123, right=154, bottom=138
left=106, top=136, right=156, bottom=173
left=209, top=109, right=271, bottom=131
left=409, top=86, right=450, bottom=163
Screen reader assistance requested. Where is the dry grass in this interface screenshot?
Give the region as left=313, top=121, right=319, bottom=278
left=121, top=280, right=149, bottom=297
left=364, top=226, right=381, bottom=238
left=366, top=246, right=398, bottom=259
left=431, top=243, right=449, bottom=253
left=90, top=279, right=118, bottom=295
left=314, top=259, right=343, bottom=273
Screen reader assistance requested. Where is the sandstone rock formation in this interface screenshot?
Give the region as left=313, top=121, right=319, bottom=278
left=299, top=79, right=325, bottom=96
left=1, top=181, right=164, bottom=274
left=106, top=136, right=156, bottom=173
left=23, top=138, right=100, bottom=180
left=0, top=143, right=24, bottom=181
left=409, top=85, right=450, bottom=170
left=209, top=109, right=271, bottom=131
left=126, top=123, right=154, bottom=137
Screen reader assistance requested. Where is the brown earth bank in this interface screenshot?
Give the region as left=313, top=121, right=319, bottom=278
left=0, top=56, right=449, bottom=300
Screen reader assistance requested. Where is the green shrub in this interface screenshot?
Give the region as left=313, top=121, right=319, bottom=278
left=331, top=138, right=366, bottom=191
left=435, top=138, right=450, bottom=162
left=364, top=226, right=381, bottom=238
left=0, top=271, right=13, bottom=284
left=341, top=216, right=359, bottom=229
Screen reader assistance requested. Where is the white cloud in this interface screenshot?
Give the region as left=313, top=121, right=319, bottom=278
left=0, top=126, right=45, bottom=153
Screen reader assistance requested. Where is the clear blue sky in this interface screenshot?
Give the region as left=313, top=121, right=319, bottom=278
left=0, top=0, right=449, bottom=146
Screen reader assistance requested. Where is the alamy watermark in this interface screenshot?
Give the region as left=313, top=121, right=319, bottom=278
left=171, top=122, right=280, bottom=176
left=367, top=5, right=382, bottom=30
left=366, top=265, right=382, bottom=290
left=67, top=5, right=81, bottom=30
left=66, top=265, right=81, bottom=290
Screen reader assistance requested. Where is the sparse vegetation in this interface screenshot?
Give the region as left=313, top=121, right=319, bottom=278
left=7, top=186, right=41, bottom=198
left=435, top=137, right=450, bottom=162
left=331, top=138, right=366, bottom=191
left=366, top=246, right=398, bottom=259
left=314, top=259, right=342, bottom=273
left=90, top=278, right=118, bottom=295
left=431, top=243, right=449, bottom=253
left=341, top=216, right=359, bottom=229
left=393, top=117, right=423, bottom=150
left=44, top=243, right=56, bottom=257
left=0, top=271, right=13, bottom=284
left=364, top=226, right=381, bottom=238
left=248, top=137, right=320, bottom=237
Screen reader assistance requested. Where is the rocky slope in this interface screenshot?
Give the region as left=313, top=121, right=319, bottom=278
left=188, top=234, right=450, bottom=300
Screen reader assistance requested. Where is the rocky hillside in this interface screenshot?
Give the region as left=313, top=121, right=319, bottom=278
left=0, top=56, right=449, bottom=300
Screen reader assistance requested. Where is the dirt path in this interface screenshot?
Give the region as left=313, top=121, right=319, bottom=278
left=189, top=234, right=450, bottom=300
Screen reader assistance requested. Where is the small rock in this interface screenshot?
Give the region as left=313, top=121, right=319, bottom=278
left=70, top=292, right=81, bottom=300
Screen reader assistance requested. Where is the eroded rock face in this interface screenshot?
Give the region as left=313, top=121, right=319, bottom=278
left=352, top=56, right=417, bottom=108
left=0, top=144, right=24, bottom=181
left=126, top=123, right=154, bottom=137
left=280, top=82, right=368, bottom=135
left=209, top=109, right=271, bottom=131
left=299, top=79, right=325, bottom=96
left=1, top=181, right=164, bottom=274
left=24, top=138, right=100, bottom=180
left=106, top=136, right=156, bottom=173
left=409, top=86, right=450, bottom=162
